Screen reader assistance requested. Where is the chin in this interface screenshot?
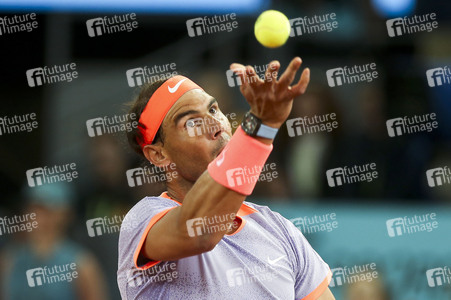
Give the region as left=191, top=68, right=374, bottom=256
left=214, top=145, right=226, bottom=158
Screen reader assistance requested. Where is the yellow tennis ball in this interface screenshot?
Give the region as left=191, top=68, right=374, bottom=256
left=254, top=10, right=291, bottom=48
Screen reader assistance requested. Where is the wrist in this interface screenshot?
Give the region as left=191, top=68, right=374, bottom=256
left=208, top=126, right=273, bottom=195
left=261, top=121, right=282, bottom=130
left=241, top=111, right=279, bottom=140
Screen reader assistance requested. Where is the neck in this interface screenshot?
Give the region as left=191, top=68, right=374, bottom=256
left=165, top=175, right=195, bottom=203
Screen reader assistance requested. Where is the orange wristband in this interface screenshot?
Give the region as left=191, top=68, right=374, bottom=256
left=207, top=126, right=273, bottom=195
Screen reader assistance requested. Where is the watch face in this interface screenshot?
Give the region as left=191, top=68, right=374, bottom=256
left=243, top=113, right=257, bottom=134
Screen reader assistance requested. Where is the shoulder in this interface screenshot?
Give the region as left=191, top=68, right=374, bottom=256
left=243, top=201, right=297, bottom=235
left=121, top=196, right=178, bottom=232
left=243, top=201, right=287, bottom=222
left=126, top=196, right=178, bottom=219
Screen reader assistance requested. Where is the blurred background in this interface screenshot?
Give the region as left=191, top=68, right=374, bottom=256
left=0, top=0, right=450, bottom=299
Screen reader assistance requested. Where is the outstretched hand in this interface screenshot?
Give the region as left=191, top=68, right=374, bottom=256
left=230, top=57, right=310, bottom=129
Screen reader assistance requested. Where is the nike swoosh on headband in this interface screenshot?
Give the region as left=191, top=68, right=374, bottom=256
left=168, top=78, right=187, bottom=93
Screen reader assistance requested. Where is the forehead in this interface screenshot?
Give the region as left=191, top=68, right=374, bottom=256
left=164, top=89, right=213, bottom=121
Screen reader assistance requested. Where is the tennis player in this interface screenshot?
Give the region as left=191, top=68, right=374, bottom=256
left=118, top=57, right=335, bottom=300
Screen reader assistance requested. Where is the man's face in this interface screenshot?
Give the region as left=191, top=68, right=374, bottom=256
left=159, top=89, right=232, bottom=182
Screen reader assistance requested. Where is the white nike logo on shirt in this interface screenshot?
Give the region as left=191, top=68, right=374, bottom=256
left=267, top=255, right=286, bottom=265
left=168, top=78, right=187, bottom=93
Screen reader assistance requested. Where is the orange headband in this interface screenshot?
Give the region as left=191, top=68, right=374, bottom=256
left=138, top=75, right=203, bottom=148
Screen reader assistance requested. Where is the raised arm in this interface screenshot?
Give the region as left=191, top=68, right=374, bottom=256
left=141, top=57, right=310, bottom=262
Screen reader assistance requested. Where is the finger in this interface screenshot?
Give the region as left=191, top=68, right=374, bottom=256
left=291, top=68, right=310, bottom=96
left=230, top=63, right=245, bottom=70
left=230, top=63, right=246, bottom=83
left=264, top=61, right=280, bottom=84
left=238, top=66, right=261, bottom=102
left=277, top=57, right=302, bottom=90
left=230, top=67, right=246, bottom=87
left=245, top=65, right=263, bottom=87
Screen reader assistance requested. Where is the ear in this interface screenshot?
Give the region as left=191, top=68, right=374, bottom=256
left=142, top=143, right=171, bottom=167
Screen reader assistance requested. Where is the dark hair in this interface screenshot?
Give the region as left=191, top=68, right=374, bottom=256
left=126, top=77, right=174, bottom=157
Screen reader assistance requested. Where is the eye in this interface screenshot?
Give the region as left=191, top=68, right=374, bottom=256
left=186, top=119, right=195, bottom=128
left=209, top=106, right=218, bottom=115
left=185, top=118, right=204, bottom=128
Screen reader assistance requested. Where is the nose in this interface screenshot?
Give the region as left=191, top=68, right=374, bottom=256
left=205, top=115, right=225, bottom=140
